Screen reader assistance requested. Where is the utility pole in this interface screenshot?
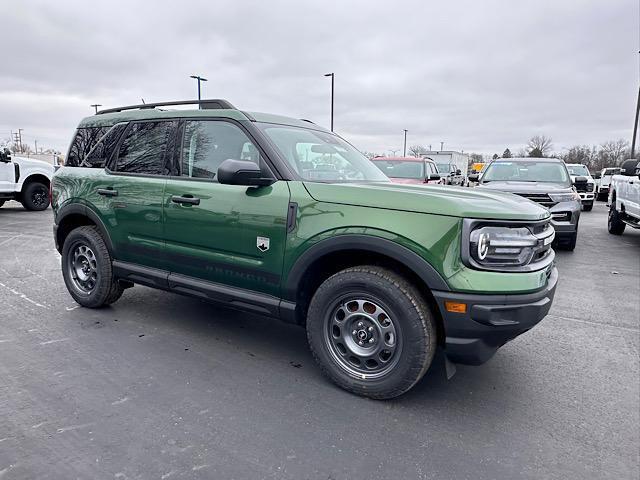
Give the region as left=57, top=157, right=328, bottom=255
left=632, top=84, right=640, bottom=159
left=428, top=144, right=432, bottom=151
left=440, top=141, right=444, bottom=151
left=90, top=104, right=102, bottom=114
left=35, top=139, right=38, bottom=154
left=18, top=129, right=23, bottom=153
left=190, top=75, right=208, bottom=108
left=324, top=73, right=334, bottom=131
left=403, top=130, right=408, bottom=156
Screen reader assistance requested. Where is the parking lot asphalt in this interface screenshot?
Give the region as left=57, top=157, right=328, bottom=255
left=0, top=200, right=638, bottom=480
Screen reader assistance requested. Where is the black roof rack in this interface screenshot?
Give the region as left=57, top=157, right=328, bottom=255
left=96, top=99, right=236, bottom=115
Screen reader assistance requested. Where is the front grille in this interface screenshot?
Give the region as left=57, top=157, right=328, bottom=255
left=515, top=193, right=557, bottom=208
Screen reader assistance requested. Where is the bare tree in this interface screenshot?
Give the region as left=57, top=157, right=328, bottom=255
left=600, top=139, right=629, bottom=166
left=408, top=145, right=428, bottom=157
left=527, top=135, right=553, bottom=157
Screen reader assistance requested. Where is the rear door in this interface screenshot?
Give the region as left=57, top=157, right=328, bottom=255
left=163, top=119, right=290, bottom=297
left=0, top=160, right=15, bottom=193
left=99, top=120, right=178, bottom=270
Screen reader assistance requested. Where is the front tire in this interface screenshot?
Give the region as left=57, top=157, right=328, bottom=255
left=306, top=266, right=437, bottom=399
left=21, top=182, right=50, bottom=211
left=608, top=204, right=626, bottom=235
left=61, top=226, right=124, bottom=308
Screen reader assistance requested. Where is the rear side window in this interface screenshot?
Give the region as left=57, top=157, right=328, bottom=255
left=82, top=124, right=127, bottom=168
left=66, top=126, right=110, bottom=167
left=116, top=121, right=178, bottom=175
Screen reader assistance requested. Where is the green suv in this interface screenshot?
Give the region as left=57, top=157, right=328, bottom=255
left=52, top=99, right=558, bottom=399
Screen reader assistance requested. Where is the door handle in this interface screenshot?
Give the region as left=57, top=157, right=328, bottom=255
left=97, top=188, right=118, bottom=197
left=171, top=195, right=200, bottom=205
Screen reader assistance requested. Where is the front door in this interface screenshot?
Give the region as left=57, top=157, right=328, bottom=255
left=0, top=160, right=15, bottom=193
left=163, top=119, right=290, bottom=297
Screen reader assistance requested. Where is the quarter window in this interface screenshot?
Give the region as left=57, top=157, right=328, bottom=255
left=116, top=121, right=178, bottom=175
left=181, top=121, right=261, bottom=180
left=66, top=126, right=109, bottom=167
left=82, top=124, right=127, bottom=168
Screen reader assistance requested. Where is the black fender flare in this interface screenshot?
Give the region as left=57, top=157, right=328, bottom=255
left=284, top=235, right=450, bottom=300
left=55, top=203, right=114, bottom=254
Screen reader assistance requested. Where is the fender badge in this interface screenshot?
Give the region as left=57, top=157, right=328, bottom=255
left=257, top=236, right=270, bottom=252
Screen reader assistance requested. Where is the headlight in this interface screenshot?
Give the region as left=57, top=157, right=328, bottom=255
left=467, top=223, right=555, bottom=270
left=548, top=191, right=581, bottom=202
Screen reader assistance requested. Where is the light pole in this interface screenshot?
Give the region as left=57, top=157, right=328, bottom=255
left=440, top=141, right=444, bottom=151
left=190, top=75, right=208, bottom=107
left=90, top=104, right=102, bottom=114
left=403, top=129, right=408, bottom=156
left=324, top=73, right=334, bottom=131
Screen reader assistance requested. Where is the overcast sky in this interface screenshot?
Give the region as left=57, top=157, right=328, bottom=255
left=1, top=0, right=638, bottom=157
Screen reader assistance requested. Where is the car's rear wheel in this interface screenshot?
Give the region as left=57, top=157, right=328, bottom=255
left=21, top=182, right=50, bottom=211
left=61, top=226, right=124, bottom=307
left=608, top=204, right=626, bottom=235
left=306, top=266, right=436, bottom=399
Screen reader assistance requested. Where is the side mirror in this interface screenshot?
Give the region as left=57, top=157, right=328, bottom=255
left=620, top=159, right=640, bottom=177
left=0, top=148, right=11, bottom=163
left=574, top=176, right=588, bottom=185
left=428, top=173, right=440, bottom=181
left=468, top=173, right=479, bottom=182
left=455, top=169, right=462, bottom=175
left=217, top=159, right=274, bottom=187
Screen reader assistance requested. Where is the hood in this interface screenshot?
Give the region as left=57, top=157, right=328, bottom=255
left=12, top=156, right=54, bottom=172
left=477, top=181, right=572, bottom=194
left=303, top=181, right=550, bottom=221
left=388, top=177, right=424, bottom=185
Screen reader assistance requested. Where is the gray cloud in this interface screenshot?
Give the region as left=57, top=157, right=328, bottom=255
left=0, top=0, right=637, bottom=156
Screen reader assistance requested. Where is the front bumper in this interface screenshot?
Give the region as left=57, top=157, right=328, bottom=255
left=432, top=266, right=558, bottom=365
left=577, top=192, right=594, bottom=203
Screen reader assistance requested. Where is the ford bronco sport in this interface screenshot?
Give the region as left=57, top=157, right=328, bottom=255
left=52, top=99, right=558, bottom=399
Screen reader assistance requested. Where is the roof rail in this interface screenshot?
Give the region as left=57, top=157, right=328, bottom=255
left=96, top=99, right=236, bottom=115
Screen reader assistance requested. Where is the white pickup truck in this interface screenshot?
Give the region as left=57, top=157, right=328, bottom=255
left=0, top=149, right=53, bottom=210
left=608, top=159, right=640, bottom=235
left=596, top=167, right=621, bottom=201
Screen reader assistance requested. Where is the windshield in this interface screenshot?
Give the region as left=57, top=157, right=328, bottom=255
left=566, top=165, right=590, bottom=176
left=481, top=160, right=570, bottom=185
left=435, top=163, right=451, bottom=174
left=371, top=160, right=424, bottom=179
left=259, top=124, right=389, bottom=183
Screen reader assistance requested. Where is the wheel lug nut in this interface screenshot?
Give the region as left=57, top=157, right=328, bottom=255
left=368, top=326, right=374, bottom=332
left=357, top=322, right=364, bottom=327
left=369, top=338, right=375, bottom=343
left=352, top=330, right=357, bottom=335
left=358, top=341, right=364, bottom=346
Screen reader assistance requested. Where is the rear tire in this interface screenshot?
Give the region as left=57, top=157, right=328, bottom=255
left=61, top=226, right=124, bottom=308
left=608, top=204, right=626, bottom=235
left=0, top=200, right=4, bottom=208
left=583, top=203, right=593, bottom=212
left=21, top=182, right=50, bottom=211
left=563, top=232, right=577, bottom=251
left=306, top=266, right=437, bottom=399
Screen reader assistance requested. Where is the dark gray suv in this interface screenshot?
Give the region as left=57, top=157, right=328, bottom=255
left=471, top=157, right=581, bottom=250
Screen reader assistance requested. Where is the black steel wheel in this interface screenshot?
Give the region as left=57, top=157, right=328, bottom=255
left=61, top=226, right=124, bottom=308
left=307, top=265, right=436, bottom=399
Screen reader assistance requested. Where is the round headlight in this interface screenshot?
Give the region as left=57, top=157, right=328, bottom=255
left=477, top=232, right=489, bottom=260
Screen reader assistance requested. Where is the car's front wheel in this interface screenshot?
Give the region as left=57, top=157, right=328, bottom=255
left=306, top=266, right=437, bottom=399
left=22, top=182, right=50, bottom=211
left=61, top=226, right=124, bottom=308
left=608, top=204, right=626, bottom=235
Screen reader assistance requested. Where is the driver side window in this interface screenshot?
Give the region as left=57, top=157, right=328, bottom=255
left=181, top=121, right=261, bottom=180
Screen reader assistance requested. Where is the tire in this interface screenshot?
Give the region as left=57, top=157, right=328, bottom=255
left=583, top=203, right=593, bottom=212
left=608, top=204, right=626, bottom=235
left=563, top=232, right=577, bottom=251
left=21, top=182, right=50, bottom=211
left=0, top=200, right=4, bottom=208
left=306, top=265, right=437, bottom=399
left=61, top=226, right=124, bottom=308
